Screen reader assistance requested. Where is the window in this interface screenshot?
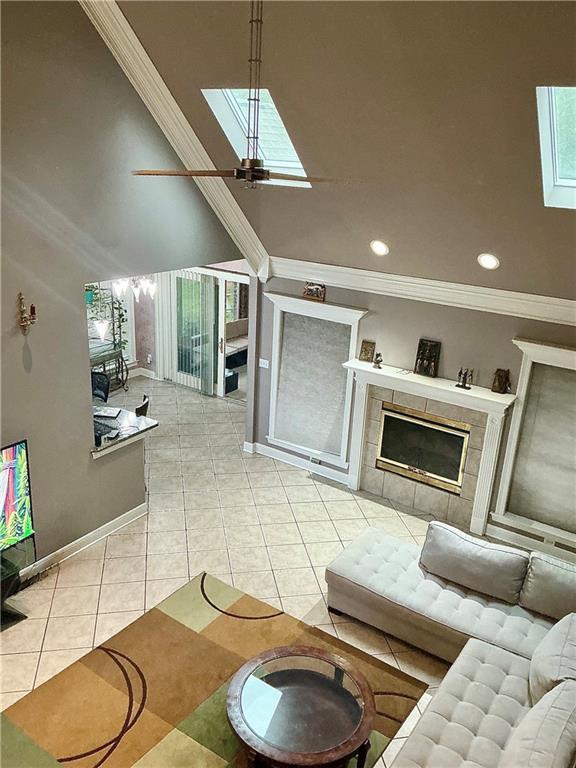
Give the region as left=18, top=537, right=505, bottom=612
left=536, top=86, right=576, bottom=209
left=225, top=282, right=239, bottom=323
left=202, top=88, right=310, bottom=188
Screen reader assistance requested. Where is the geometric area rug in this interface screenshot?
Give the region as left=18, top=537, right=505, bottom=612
left=1, top=573, right=426, bottom=767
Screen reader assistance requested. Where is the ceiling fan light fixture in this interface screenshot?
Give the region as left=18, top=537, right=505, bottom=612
left=370, top=240, right=390, bottom=256
left=477, top=253, right=500, bottom=270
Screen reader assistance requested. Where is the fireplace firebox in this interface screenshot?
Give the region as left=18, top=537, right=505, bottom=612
left=376, top=402, right=471, bottom=494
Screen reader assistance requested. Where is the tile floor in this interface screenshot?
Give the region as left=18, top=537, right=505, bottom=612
left=0, top=376, right=447, bottom=766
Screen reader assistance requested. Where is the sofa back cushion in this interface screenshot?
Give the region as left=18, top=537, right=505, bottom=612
left=419, top=522, right=529, bottom=604
left=530, top=613, right=576, bottom=704
left=520, top=552, right=576, bottom=621
left=499, top=680, right=576, bottom=768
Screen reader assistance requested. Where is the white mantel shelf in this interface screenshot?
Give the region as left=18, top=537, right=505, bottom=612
left=344, top=360, right=516, bottom=415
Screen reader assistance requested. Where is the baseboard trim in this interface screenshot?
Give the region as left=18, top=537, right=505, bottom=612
left=20, top=502, right=147, bottom=582
left=130, top=367, right=158, bottom=380
left=248, top=441, right=349, bottom=485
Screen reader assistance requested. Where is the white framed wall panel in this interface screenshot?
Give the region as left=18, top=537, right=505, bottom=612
left=265, top=293, right=367, bottom=469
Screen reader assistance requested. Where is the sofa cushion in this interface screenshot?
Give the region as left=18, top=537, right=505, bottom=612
left=520, top=552, right=576, bottom=621
left=326, top=529, right=553, bottom=660
left=420, top=522, right=529, bottom=604
left=394, top=638, right=532, bottom=768
left=499, top=680, right=576, bottom=768
left=530, top=613, right=576, bottom=704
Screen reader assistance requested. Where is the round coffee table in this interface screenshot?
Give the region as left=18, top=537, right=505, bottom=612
left=226, top=645, right=375, bottom=767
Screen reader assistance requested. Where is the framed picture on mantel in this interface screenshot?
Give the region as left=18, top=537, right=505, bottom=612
left=358, top=340, right=376, bottom=363
left=414, top=338, right=441, bottom=378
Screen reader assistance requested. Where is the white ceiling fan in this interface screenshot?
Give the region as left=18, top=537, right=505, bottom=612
left=133, top=2, right=329, bottom=186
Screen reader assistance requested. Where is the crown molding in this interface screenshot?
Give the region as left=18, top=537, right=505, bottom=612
left=270, top=257, right=576, bottom=326
left=79, top=0, right=268, bottom=275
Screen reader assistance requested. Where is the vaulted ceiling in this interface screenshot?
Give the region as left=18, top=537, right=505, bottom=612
left=120, top=1, right=576, bottom=299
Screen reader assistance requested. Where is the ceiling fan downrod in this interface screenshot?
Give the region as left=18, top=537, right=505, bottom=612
left=244, top=0, right=264, bottom=187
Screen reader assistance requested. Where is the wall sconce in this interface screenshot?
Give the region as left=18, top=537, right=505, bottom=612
left=18, top=292, right=37, bottom=335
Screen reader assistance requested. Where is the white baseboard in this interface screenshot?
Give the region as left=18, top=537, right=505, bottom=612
left=248, top=441, right=349, bottom=485
left=130, top=367, right=158, bottom=380
left=20, top=502, right=147, bottom=582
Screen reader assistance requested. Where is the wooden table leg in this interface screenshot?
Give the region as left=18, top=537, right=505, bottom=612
left=356, top=739, right=371, bottom=768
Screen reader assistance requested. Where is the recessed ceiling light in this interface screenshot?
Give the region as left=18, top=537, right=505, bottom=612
left=370, top=240, right=390, bottom=256
left=477, top=253, right=500, bottom=270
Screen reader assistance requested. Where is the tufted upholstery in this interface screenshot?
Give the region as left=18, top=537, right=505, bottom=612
left=326, top=529, right=553, bottom=661
left=394, top=639, right=532, bottom=768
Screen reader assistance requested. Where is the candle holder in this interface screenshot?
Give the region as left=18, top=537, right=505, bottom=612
left=18, top=292, right=37, bottom=335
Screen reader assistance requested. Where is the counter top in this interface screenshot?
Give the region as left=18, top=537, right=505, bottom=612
left=91, top=406, right=158, bottom=459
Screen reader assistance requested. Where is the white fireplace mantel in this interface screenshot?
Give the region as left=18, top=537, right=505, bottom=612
left=344, top=359, right=517, bottom=536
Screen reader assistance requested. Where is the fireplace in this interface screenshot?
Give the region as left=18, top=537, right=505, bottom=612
left=376, top=402, right=471, bottom=494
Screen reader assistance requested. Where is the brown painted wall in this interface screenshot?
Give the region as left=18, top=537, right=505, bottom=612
left=134, top=295, right=156, bottom=371
left=122, top=1, right=576, bottom=298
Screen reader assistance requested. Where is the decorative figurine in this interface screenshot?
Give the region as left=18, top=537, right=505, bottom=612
left=302, top=282, right=326, bottom=302
left=414, top=338, right=441, bottom=378
left=372, top=352, right=383, bottom=369
left=492, top=368, right=511, bottom=394
left=456, top=368, right=473, bottom=390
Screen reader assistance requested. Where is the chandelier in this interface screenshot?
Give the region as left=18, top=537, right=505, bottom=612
left=112, top=276, right=157, bottom=302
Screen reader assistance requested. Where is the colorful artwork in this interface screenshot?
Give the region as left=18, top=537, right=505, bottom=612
left=0, top=441, right=34, bottom=551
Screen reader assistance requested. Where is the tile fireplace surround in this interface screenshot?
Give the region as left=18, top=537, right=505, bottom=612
left=344, top=361, right=516, bottom=533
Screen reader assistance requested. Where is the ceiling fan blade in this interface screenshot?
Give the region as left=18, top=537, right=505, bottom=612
left=133, top=169, right=236, bottom=177
left=267, top=172, right=334, bottom=183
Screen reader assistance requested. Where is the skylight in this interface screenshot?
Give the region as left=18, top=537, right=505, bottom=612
left=202, top=88, right=310, bottom=188
left=536, top=86, right=576, bottom=209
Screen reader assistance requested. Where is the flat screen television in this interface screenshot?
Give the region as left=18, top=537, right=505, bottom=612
left=0, top=440, right=34, bottom=552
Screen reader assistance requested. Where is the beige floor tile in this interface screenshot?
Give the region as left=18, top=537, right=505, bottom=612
left=188, top=550, right=230, bottom=576
left=187, top=527, right=227, bottom=551
left=298, top=521, right=339, bottom=543
left=24, top=567, right=59, bottom=591
left=98, top=582, right=145, bottom=613
left=261, top=523, right=302, bottom=546
left=365, top=517, right=412, bottom=536
left=324, top=500, right=364, bottom=519
left=182, top=474, right=217, bottom=492
left=185, top=508, right=224, bottom=529
left=4, top=587, right=54, bottom=619
left=232, top=571, right=278, bottom=599
left=147, top=552, right=189, bottom=580
left=145, top=578, right=188, bottom=609
left=102, top=556, right=146, bottom=584
left=213, top=459, right=245, bottom=475
left=112, top=518, right=147, bottom=536
left=417, top=690, right=434, bottom=714
left=382, top=737, right=407, bottom=767
left=225, top=525, right=264, bottom=548
left=0, top=619, right=47, bottom=655
left=315, top=484, right=354, bottom=502
left=314, top=567, right=328, bottom=593
left=180, top=461, right=214, bottom=477
left=148, top=492, right=184, bottom=512
left=333, top=519, right=369, bottom=540
left=290, top=502, right=329, bottom=522
left=50, top=586, right=100, bottom=617
left=243, top=458, right=276, bottom=473
left=148, top=530, right=188, bottom=555
left=35, top=648, right=91, bottom=687
left=285, top=486, right=321, bottom=504
left=399, top=514, right=431, bottom=536
left=56, top=558, right=103, bottom=587
left=249, top=472, right=282, bottom=488
left=278, top=470, right=314, bottom=486
left=256, top=504, right=295, bottom=524
left=251, top=487, right=289, bottom=506
left=394, top=650, right=449, bottom=687
left=148, top=462, right=182, bottom=478
left=105, top=534, right=146, bottom=559
left=147, top=509, right=186, bottom=532
left=0, top=654, right=39, bottom=693
left=315, top=624, right=338, bottom=638
left=281, top=594, right=331, bottom=624
left=228, top=546, right=271, bottom=572
left=43, top=615, right=96, bottom=651
left=356, top=499, right=398, bottom=517
left=71, top=540, right=107, bottom=560
left=267, top=543, right=310, bottom=570
left=94, top=611, right=144, bottom=646
left=218, top=489, right=254, bottom=508
left=273, top=568, right=319, bottom=597
left=335, top=621, right=392, bottom=655
left=214, top=473, right=249, bottom=492
left=222, top=506, right=259, bottom=526
left=1, top=690, right=30, bottom=709
left=305, top=541, right=343, bottom=566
